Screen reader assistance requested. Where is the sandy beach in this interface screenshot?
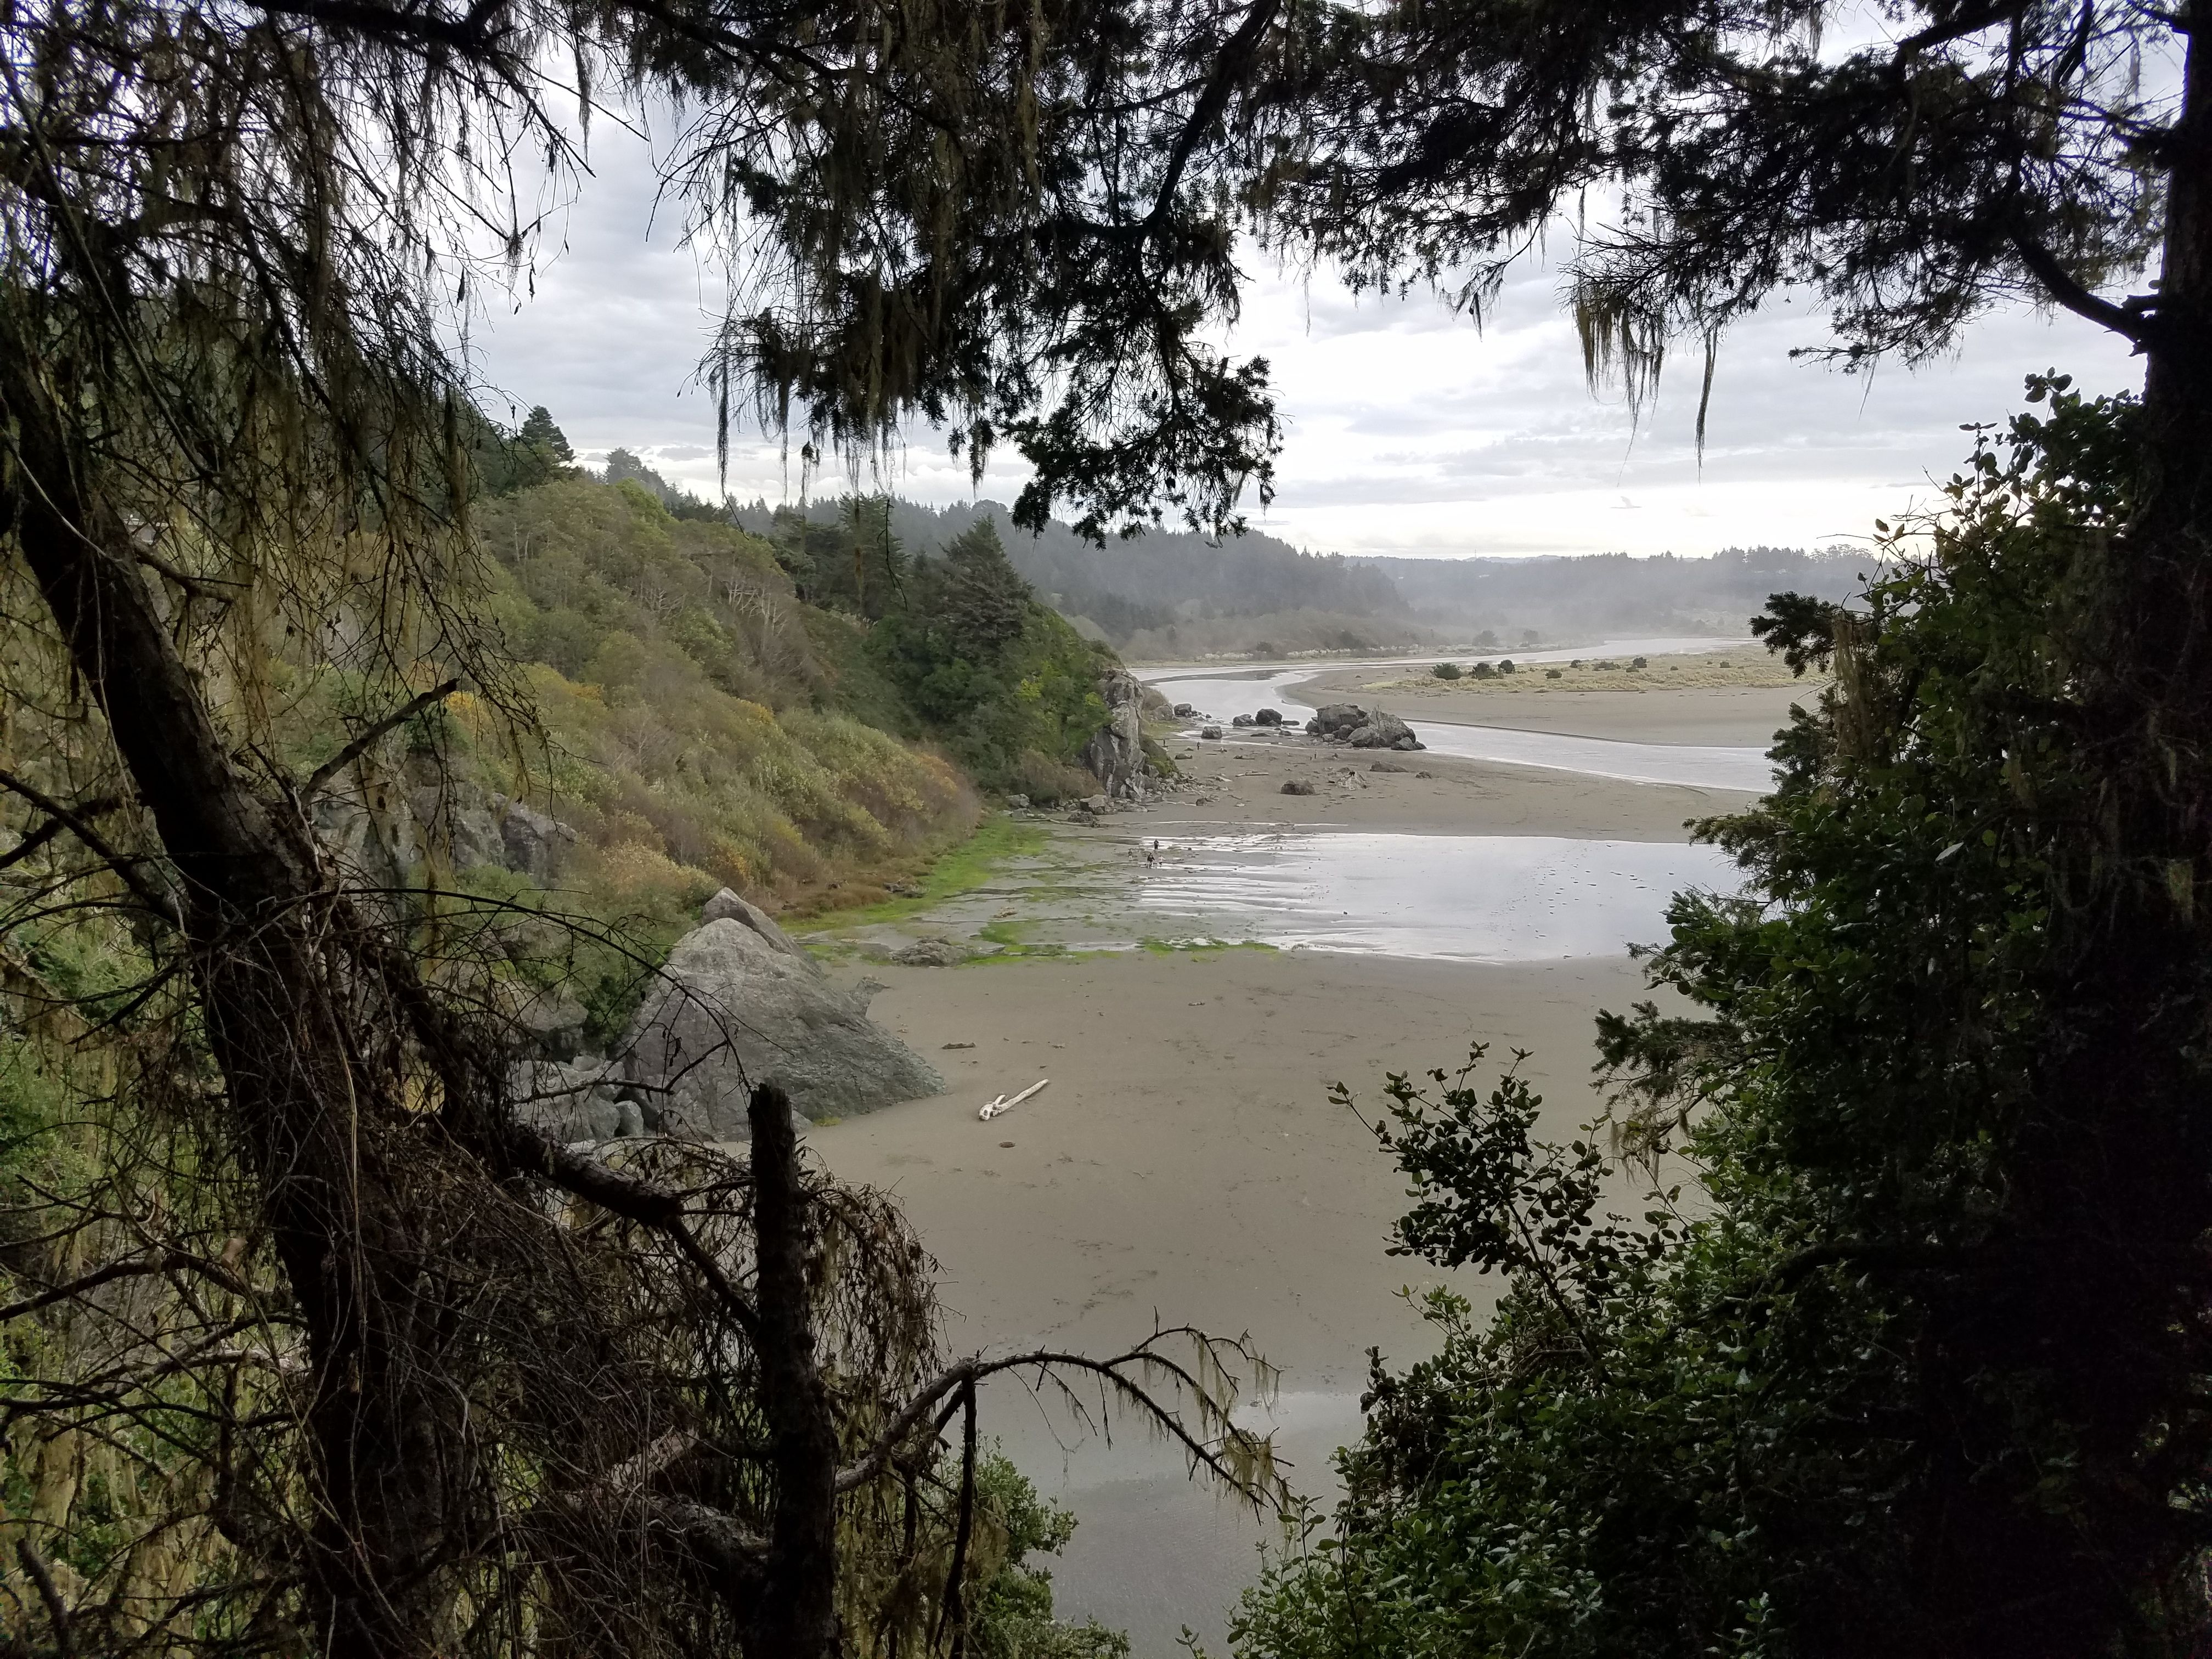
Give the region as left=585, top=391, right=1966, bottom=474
left=803, top=664, right=1797, bottom=1652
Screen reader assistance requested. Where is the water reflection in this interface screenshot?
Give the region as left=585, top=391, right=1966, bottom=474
left=1136, top=832, right=1739, bottom=959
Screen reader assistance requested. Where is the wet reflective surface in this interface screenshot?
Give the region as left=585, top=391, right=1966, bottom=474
left=1135, top=831, right=1738, bottom=958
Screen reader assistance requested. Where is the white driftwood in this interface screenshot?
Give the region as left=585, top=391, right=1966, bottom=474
left=978, top=1079, right=1049, bottom=1121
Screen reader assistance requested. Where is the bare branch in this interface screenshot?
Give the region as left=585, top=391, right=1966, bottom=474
left=303, top=678, right=461, bottom=797
left=836, top=1330, right=1285, bottom=1512
left=0, top=770, right=168, bottom=915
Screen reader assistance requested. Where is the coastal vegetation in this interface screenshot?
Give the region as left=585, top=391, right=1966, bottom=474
left=0, top=0, right=2204, bottom=1641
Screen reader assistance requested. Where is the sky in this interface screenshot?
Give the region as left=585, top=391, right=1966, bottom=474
left=464, top=112, right=2148, bottom=564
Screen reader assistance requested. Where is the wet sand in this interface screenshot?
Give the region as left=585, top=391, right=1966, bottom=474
left=812, top=949, right=1653, bottom=1655
left=815, top=949, right=1647, bottom=1379
left=1148, top=730, right=1741, bottom=839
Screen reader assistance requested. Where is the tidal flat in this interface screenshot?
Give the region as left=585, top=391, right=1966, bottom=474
left=808, top=647, right=1816, bottom=1654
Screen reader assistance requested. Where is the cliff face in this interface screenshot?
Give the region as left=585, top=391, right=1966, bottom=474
left=1082, top=667, right=1151, bottom=800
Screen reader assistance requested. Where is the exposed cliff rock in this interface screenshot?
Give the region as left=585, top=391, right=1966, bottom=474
left=1082, top=665, right=1150, bottom=800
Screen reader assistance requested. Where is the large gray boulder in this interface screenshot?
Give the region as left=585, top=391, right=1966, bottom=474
left=1306, top=703, right=1423, bottom=750
left=700, top=887, right=815, bottom=964
left=624, top=918, right=943, bottom=1136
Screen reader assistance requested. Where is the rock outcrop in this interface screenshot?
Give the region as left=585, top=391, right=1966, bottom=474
left=313, top=775, right=578, bottom=892
left=1082, top=667, right=1149, bottom=800
left=891, top=936, right=969, bottom=967
left=622, top=916, right=943, bottom=1136
left=1306, top=703, right=1424, bottom=750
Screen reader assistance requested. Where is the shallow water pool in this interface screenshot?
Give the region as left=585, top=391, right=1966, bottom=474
left=1135, top=831, right=1740, bottom=959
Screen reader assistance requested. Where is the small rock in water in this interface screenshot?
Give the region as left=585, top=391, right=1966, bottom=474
left=1200, top=726, right=1224, bottom=741
left=892, top=937, right=969, bottom=967
left=1231, top=714, right=1255, bottom=727
left=1173, top=702, right=1195, bottom=717
left=1255, top=708, right=1283, bottom=726
left=1280, top=780, right=1317, bottom=795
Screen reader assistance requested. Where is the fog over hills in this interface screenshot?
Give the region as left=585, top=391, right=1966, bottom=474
left=714, top=481, right=1875, bottom=658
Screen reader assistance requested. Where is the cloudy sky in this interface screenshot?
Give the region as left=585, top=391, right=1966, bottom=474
left=465, top=114, right=2146, bottom=563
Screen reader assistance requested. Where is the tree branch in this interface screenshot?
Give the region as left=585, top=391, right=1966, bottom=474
left=0, top=770, right=170, bottom=916
left=1145, top=0, right=1282, bottom=231
left=494, top=1121, right=763, bottom=1344
left=1893, top=0, right=2029, bottom=62
left=2010, top=230, right=2159, bottom=348
left=16, top=1538, right=72, bottom=1659
left=303, top=679, right=461, bottom=798
left=0, top=1248, right=256, bottom=1324
left=835, top=1330, right=1282, bottom=1509
left=0, top=795, right=120, bottom=872
left=249, top=0, right=504, bottom=55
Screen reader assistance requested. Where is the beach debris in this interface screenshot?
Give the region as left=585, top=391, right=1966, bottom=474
left=979, top=1079, right=1049, bottom=1120
left=943, top=1041, right=976, bottom=1050
left=1369, top=760, right=1409, bottom=773
left=1415, top=770, right=1436, bottom=778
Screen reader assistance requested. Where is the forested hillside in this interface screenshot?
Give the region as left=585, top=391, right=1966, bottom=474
left=733, top=494, right=1424, bottom=658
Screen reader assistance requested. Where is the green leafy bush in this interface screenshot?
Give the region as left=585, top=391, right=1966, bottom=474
left=1229, top=381, right=2191, bottom=1657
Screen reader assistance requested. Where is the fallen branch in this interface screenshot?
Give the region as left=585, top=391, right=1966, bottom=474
left=978, top=1079, right=1048, bottom=1120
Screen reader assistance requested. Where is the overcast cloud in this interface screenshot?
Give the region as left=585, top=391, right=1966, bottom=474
left=465, top=114, right=2146, bottom=562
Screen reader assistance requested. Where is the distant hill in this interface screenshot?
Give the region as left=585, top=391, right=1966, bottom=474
left=634, top=460, right=1875, bottom=657
left=729, top=495, right=1424, bottom=658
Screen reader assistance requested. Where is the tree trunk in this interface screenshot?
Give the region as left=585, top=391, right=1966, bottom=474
left=0, top=353, right=458, bottom=1657
left=747, top=1083, right=842, bottom=1659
